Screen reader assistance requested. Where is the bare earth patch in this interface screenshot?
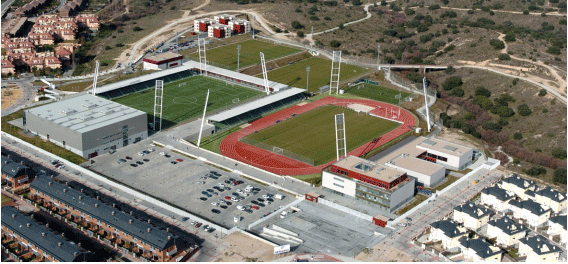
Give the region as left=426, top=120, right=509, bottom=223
left=356, top=243, right=415, bottom=262
left=1, top=85, right=23, bottom=110
left=216, top=232, right=282, bottom=262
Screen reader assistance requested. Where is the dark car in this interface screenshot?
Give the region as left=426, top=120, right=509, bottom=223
left=207, top=189, right=214, bottom=193
left=224, top=180, right=231, bottom=184
left=224, top=186, right=231, bottom=191
left=195, top=222, right=202, bottom=228
left=210, top=176, right=219, bottom=180
left=130, top=164, right=138, bottom=167
left=136, top=161, right=143, bottom=165
left=170, top=161, right=177, bottom=164
left=220, top=205, right=228, bottom=209
left=143, top=158, right=149, bottom=162
left=257, top=198, right=265, bottom=202
left=251, top=200, right=259, bottom=205
left=165, top=155, right=171, bottom=158
left=229, top=178, right=235, bottom=182
left=125, top=156, right=132, bottom=160
left=232, top=192, right=239, bottom=196
left=257, top=202, right=265, bottom=207
left=182, top=217, right=190, bottom=221
left=225, top=201, right=232, bottom=206
left=199, top=197, right=207, bottom=201
left=267, top=198, right=274, bottom=202
left=211, top=209, right=221, bottom=214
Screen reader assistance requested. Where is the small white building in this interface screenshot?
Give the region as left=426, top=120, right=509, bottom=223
left=486, top=216, right=528, bottom=247
left=508, top=199, right=551, bottom=228
left=547, top=215, right=567, bottom=245
left=414, top=137, right=474, bottom=170
left=458, top=237, right=504, bottom=262
left=453, top=202, right=492, bottom=231
left=480, top=186, right=515, bottom=212
left=519, top=235, right=562, bottom=262
left=142, top=53, right=184, bottom=70
left=428, top=220, right=468, bottom=249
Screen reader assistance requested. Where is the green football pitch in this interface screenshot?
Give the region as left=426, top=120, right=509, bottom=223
left=257, top=57, right=371, bottom=93
left=187, top=39, right=301, bottom=70
left=113, top=76, right=263, bottom=128
left=344, top=82, right=411, bottom=104
left=244, top=105, right=400, bottom=165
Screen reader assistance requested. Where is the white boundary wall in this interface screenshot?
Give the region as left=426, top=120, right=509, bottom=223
left=318, top=198, right=373, bottom=222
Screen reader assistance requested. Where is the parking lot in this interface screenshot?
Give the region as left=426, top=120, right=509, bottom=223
left=88, top=139, right=293, bottom=230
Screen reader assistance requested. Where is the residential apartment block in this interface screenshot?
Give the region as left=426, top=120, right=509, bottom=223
left=30, top=176, right=180, bottom=261
left=1, top=206, right=95, bottom=262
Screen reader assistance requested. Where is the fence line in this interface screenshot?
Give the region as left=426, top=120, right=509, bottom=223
left=318, top=198, right=373, bottom=222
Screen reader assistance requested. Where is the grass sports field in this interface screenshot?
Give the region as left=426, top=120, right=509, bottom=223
left=187, top=39, right=301, bottom=70
left=244, top=105, right=400, bottom=165
left=257, top=57, right=370, bottom=93
left=345, top=82, right=411, bottom=104
left=114, top=76, right=262, bottom=128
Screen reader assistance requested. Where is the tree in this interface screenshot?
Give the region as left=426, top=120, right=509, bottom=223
left=547, top=46, right=561, bottom=55
left=475, top=86, right=491, bottom=97
left=405, top=8, right=415, bottom=16
left=498, top=54, right=511, bottom=60
left=445, top=66, right=455, bottom=75
left=297, top=31, right=305, bottom=38
left=291, top=21, right=303, bottom=29
left=442, top=76, right=463, bottom=90
left=428, top=4, right=440, bottom=10
left=133, top=26, right=143, bottom=31
left=538, top=89, right=547, bottom=96
left=517, top=104, right=532, bottom=116
left=338, top=23, right=344, bottom=30
left=489, top=39, right=505, bottom=50
left=553, top=168, right=567, bottom=184
left=513, top=132, right=523, bottom=140
left=504, top=33, right=516, bottom=42
left=451, top=87, right=464, bottom=97
left=105, top=46, right=112, bottom=50
left=330, top=40, right=341, bottom=48
left=352, top=0, right=362, bottom=6
left=552, top=147, right=567, bottom=159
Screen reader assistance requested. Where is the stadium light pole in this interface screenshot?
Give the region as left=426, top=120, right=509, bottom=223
left=237, top=44, right=241, bottom=72
left=197, top=89, right=210, bottom=148
left=306, top=66, right=310, bottom=91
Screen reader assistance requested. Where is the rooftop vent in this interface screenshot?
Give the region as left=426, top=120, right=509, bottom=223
left=60, top=109, right=77, bottom=115
left=443, top=145, right=458, bottom=152
left=422, top=139, right=437, bottom=146
left=81, top=103, right=98, bottom=109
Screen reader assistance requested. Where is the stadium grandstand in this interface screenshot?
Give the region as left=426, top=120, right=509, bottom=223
left=95, top=60, right=289, bottom=99
left=207, top=87, right=305, bottom=127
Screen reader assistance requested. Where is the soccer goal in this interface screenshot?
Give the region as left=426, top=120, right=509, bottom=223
left=226, top=81, right=235, bottom=87
left=178, top=82, right=186, bottom=88
left=232, top=98, right=240, bottom=104
left=273, top=146, right=284, bottom=154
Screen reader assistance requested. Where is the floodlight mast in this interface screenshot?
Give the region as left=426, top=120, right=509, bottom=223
left=237, top=44, right=241, bottom=72
left=260, top=52, right=270, bottom=95
left=335, top=113, right=347, bottom=161
left=91, top=61, right=99, bottom=95
left=197, top=89, right=210, bottom=148
left=377, top=44, right=381, bottom=70
left=153, top=80, right=164, bottom=132
left=423, top=77, right=432, bottom=132
left=329, top=50, right=341, bottom=94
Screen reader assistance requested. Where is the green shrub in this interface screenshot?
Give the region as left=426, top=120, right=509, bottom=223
left=475, top=86, right=491, bottom=97
left=451, top=87, right=464, bottom=97
left=428, top=4, right=440, bottom=10
left=513, top=132, right=523, bottom=140
left=105, top=46, right=112, bottom=50
left=133, top=26, right=143, bottom=31
left=552, top=147, right=567, bottom=159
left=489, top=39, right=505, bottom=49
left=291, top=21, right=303, bottom=29
left=329, top=40, right=341, bottom=48
left=517, top=104, right=532, bottom=116
left=504, top=33, right=516, bottom=42
left=553, top=168, right=567, bottom=184
left=499, top=54, right=511, bottom=60
left=297, top=31, right=305, bottom=38
left=442, top=76, right=463, bottom=90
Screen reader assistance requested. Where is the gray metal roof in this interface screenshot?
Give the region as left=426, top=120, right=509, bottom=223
left=519, top=235, right=562, bottom=255
left=30, top=176, right=178, bottom=250
left=1, top=155, right=33, bottom=178
left=207, top=88, right=305, bottom=122
left=502, top=174, right=536, bottom=190
left=1, top=206, right=94, bottom=262
left=24, top=94, right=146, bottom=133
left=94, top=65, right=192, bottom=94
left=488, top=216, right=527, bottom=236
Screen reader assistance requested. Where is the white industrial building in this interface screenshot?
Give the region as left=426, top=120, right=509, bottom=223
left=23, top=94, right=147, bottom=159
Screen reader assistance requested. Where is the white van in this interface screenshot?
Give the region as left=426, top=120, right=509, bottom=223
left=274, top=194, right=284, bottom=200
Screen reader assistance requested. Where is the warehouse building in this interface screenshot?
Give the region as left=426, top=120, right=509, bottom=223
left=2, top=206, right=95, bottom=262
left=322, top=156, right=415, bottom=213
left=208, top=24, right=232, bottom=39
left=143, top=52, right=184, bottom=70
left=23, top=94, right=147, bottom=159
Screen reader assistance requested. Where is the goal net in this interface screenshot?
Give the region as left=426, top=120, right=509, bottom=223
left=232, top=98, right=240, bottom=104
left=178, top=82, right=186, bottom=88
left=273, top=147, right=284, bottom=154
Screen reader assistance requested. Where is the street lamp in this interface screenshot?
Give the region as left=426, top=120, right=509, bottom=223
left=306, top=66, right=310, bottom=91
left=237, top=45, right=241, bottom=72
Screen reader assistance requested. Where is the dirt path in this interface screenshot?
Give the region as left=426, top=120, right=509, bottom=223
left=413, top=5, right=566, bottom=16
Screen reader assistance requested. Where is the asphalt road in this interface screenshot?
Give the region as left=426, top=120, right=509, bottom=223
left=2, top=78, right=37, bottom=117
left=1, top=0, right=15, bottom=16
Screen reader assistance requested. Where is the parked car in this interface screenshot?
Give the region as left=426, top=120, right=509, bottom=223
left=262, top=194, right=270, bottom=199
left=199, top=197, right=207, bottom=201
left=170, top=161, right=177, bottom=165
left=220, top=205, right=228, bottom=209
left=251, top=206, right=260, bottom=210
left=117, top=159, right=127, bottom=164
left=182, top=217, right=189, bottom=221
left=195, top=222, right=202, bottom=228
left=176, top=159, right=183, bottom=162
left=159, top=152, right=166, bottom=156
left=125, top=156, right=132, bottom=160
left=138, top=152, right=145, bottom=156
left=143, top=159, right=149, bottom=162
left=142, top=150, right=150, bottom=154
left=236, top=205, right=245, bottom=211
left=211, top=202, right=219, bottom=206
left=130, top=164, right=138, bottom=167
left=148, top=148, right=155, bottom=152
left=203, top=225, right=209, bottom=230
left=197, top=181, right=206, bottom=185
left=136, top=161, right=144, bottom=165
left=231, top=197, right=239, bottom=202
left=211, top=209, right=221, bottom=214
left=225, top=196, right=231, bottom=200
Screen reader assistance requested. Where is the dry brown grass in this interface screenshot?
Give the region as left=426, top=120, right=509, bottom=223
left=1, top=85, right=22, bottom=110
left=216, top=232, right=282, bottom=262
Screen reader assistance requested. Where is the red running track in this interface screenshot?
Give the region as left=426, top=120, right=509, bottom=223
left=220, top=97, right=417, bottom=175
